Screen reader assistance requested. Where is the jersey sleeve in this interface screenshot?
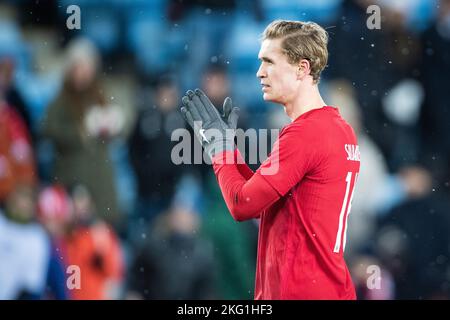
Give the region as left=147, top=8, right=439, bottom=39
left=235, top=148, right=254, bottom=180
left=212, top=150, right=280, bottom=221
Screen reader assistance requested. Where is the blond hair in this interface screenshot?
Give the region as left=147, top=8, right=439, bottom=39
left=262, top=20, right=329, bottom=83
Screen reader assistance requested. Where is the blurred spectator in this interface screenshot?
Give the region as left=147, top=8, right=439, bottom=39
left=202, top=173, right=257, bottom=299
left=37, top=184, right=73, bottom=241
left=0, top=56, right=34, bottom=141
left=201, top=63, right=249, bottom=128
left=0, top=186, right=65, bottom=299
left=127, top=204, right=215, bottom=299
left=128, top=76, right=188, bottom=243
left=62, top=184, right=124, bottom=300
left=375, top=168, right=450, bottom=299
left=419, top=0, right=450, bottom=186
left=0, top=58, right=37, bottom=205
left=41, top=37, right=123, bottom=229
left=202, top=64, right=230, bottom=108
left=36, top=184, right=72, bottom=300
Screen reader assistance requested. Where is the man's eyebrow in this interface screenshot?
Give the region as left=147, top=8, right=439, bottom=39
left=259, top=56, right=274, bottom=63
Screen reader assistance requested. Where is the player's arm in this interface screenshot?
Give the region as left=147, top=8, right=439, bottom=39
left=212, top=150, right=279, bottom=221
left=235, top=148, right=254, bottom=180
left=180, top=89, right=278, bottom=221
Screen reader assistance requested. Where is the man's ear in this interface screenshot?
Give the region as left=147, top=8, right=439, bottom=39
left=297, top=59, right=311, bottom=80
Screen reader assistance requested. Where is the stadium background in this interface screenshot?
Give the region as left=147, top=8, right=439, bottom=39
left=1, top=0, right=449, bottom=300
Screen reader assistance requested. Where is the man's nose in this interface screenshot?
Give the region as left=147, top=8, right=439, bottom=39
left=256, top=64, right=265, bottom=78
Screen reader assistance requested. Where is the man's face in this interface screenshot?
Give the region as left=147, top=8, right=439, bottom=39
left=256, top=39, right=299, bottom=105
left=6, top=188, right=35, bottom=224
left=69, top=59, right=96, bottom=92
left=202, top=70, right=229, bottom=105
left=156, top=84, right=179, bottom=112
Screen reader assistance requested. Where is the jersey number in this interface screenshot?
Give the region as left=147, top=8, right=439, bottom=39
left=333, top=171, right=358, bottom=253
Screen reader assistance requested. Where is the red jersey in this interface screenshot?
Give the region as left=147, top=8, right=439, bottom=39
left=254, top=106, right=360, bottom=299
left=212, top=106, right=360, bottom=300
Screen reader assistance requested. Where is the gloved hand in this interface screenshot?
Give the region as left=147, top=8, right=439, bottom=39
left=180, top=88, right=239, bottom=160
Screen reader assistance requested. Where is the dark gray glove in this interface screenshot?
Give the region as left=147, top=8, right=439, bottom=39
left=180, top=89, right=239, bottom=160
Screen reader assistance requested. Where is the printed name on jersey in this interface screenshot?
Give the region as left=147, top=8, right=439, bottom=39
left=344, top=144, right=360, bottom=161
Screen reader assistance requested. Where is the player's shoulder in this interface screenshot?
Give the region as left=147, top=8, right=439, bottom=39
left=276, top=120, right=325, bottom=152
left=280, top=108, right=357, bottom=147
left=280, top=115, right=324, bottom=138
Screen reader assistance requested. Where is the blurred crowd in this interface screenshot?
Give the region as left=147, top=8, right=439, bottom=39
left=0, top=0, right=449, bottom=300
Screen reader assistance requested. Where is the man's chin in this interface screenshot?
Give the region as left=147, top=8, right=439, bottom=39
left=262, top=93, right=274, bottom=102
left=263, top=94, right=281, bottom=104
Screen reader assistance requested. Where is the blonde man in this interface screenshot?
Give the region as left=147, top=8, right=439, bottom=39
left=181, top=20, right=360, bottom=299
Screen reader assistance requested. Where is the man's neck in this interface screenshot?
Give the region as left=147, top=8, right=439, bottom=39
left=284, top=85, right=326, bottom=121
